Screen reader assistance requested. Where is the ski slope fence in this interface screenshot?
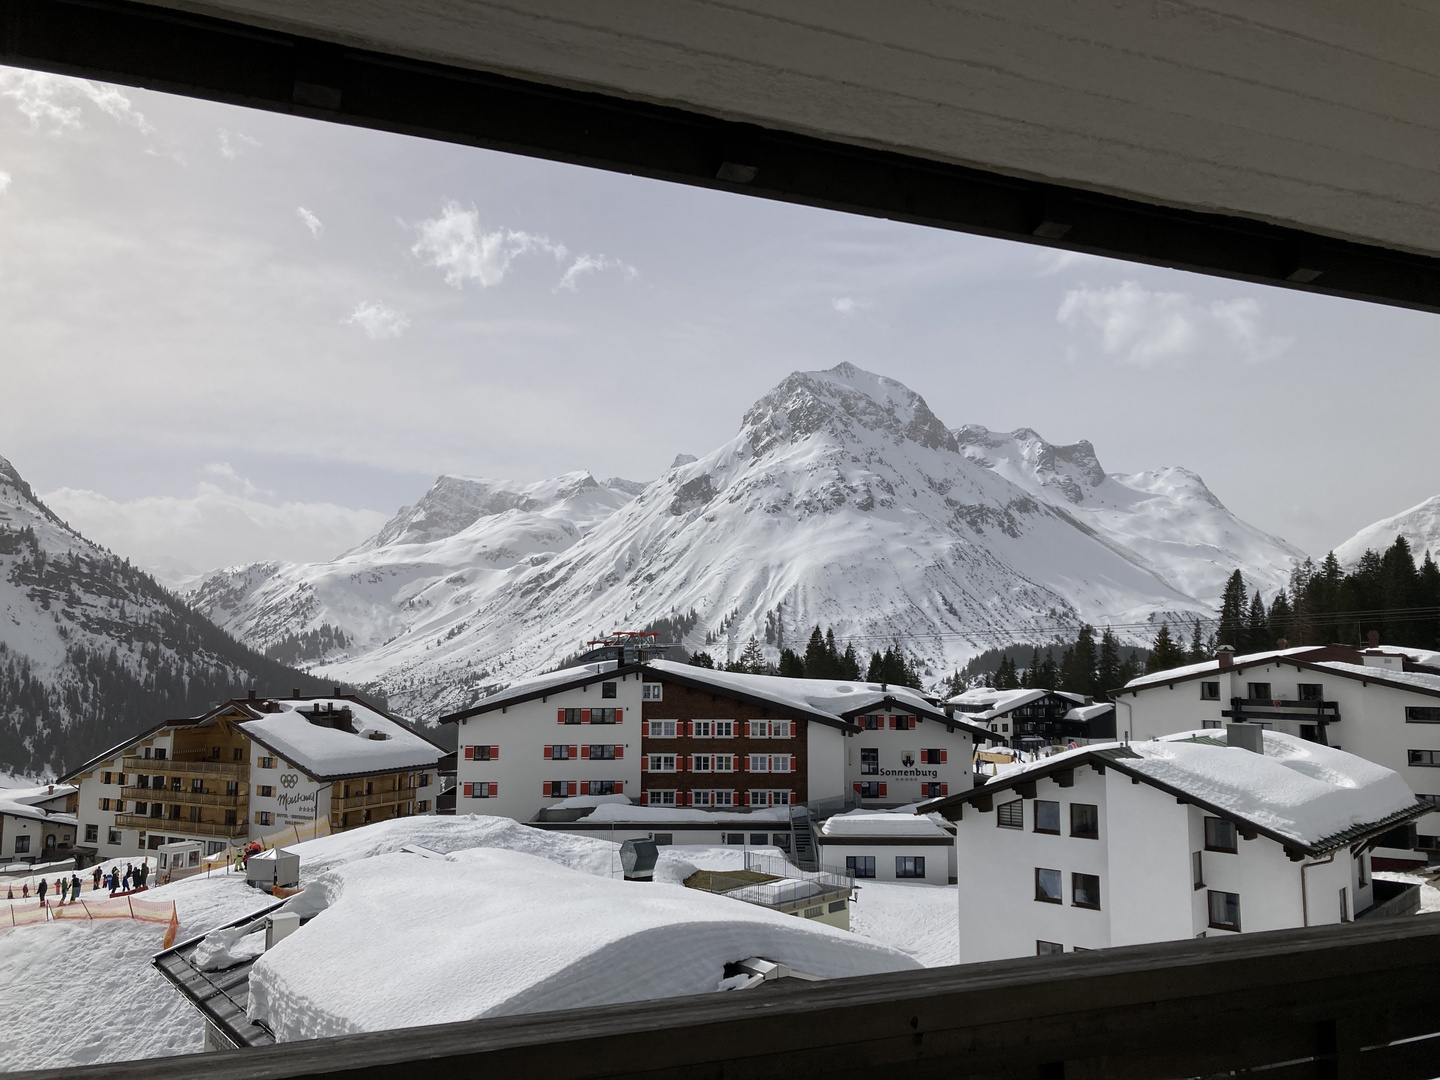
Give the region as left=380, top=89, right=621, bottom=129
left=2, top=893, right=177, bottom=930
left=254, top=818, right=332, bottom=850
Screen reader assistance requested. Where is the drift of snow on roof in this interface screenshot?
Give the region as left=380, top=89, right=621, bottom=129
left=246, top=846, right=919, bottom=1041
left=0, top=784, right=77, bottom=823
left=239, top=700, right=442, bottom=779
left=1310, top=662, right=1440, bottom=694
left=820, top=810, right=948, bottom=838
left=451, top=663, right=616, bottom=716
left=1121, top=646, right=1326, bottom=690
left=579, top=802, right=792, bottom=823
left=646, top=660, right=940, bottom=726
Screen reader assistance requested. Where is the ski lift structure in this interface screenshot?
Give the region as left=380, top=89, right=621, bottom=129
left=573, top=631, right=677, bottom=668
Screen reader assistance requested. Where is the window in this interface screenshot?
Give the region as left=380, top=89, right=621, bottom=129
left=846, top=855, right=876, bottom=878
left=692, top=754, right=714, bottom=772
left=469, top=782, right=499, bottom=798
left=1036, top=940, right=1064, bottom=956
left=1200, top=681, right=1220, bottom=701
left=890, top=715, right=917, bottom=731
left=773, top=833, right=791, bottom=851
left=693, top=789, right=735, bottom=808
left=713, top=754, right=735, bottom=772
left=585, top=780, right=619, bottom=796
left=861, top=747, right=879, bottom=775
left=561, top=708, right=583, bottom=725
left=14, top=835, right=30, bottom=854
left=191, top=778, right=204, bottom=792
left=590, top=708, right=619, bottom=724
left=257, top=785, right=274, bottom=797
left=256, top=811, right=273, bottom=826
left=1034, top=800, right=1061, bottom=834
left=691, top=719, right=735, bottom=738
left=601, top=681, right=617, bottom=698
left=1410, top=750, right=1440, bottom=766
left=84, top=824, right=98, bottom=843
left=1070, top=803, right=1099, bottom=839
left=1298, top=683, right=1324, bottom=702
left=226, top=781, right=239, bottom=796
left=102, top=771, right=112, bottom=785
left=1204, top=816, right=1238, bottom=852
left=154, top=748, right=167, bottom=760
left=726, top=833, right=744, bottom=845
left=647, top=789, right=677, bottom=807
left=652, top=833, right=672, bottom=845
left=211, top=745, right=222, bottom=759
left=750, top=832, right=769, bottom=845
left=752, top=790, right=792, bottom=806
left=1338, top=887, right=1349, bottom=923
left=589, top=744, right=618, bottom=760
left=921, top=782, right=947, bottom=797
left=547, top=745, right=573, bottom=761
left=233, top=748, right=244, bottom=761
left=647, top=754, right=677, bottom=773
left=258, top=756, right=276, bottom=769
left=189, top=806, right=203, bottom=822
left=1357, top=854, right=1369, bottom=887
left=419, top=773, right=432, bottom=787
left=170, top=777, right=182, bottom=791
left=896, top=856, right=926, bottom=878
left=545, top=781, right=571, bottom=798
left=642, top=682, right=663, bottom=701
left=859, top=715, right=884, bottom=731
left=1192, top=851, right=1204, bottom=890
left=107, top=828, right=122, bottom=845
left=1207, top=890, right=1241, bottom=931
left=134, top=801, right=149, bottom=815
left=1202, top=719, right=1222, bottom=729
left=1035, top=867, right=1063, bottom=903
left=100, top=798, right=111, bottom=811
left=857, top=781, right=882, bottom=798
left=1247, top=682, right=1272, bottom=701
left=648, top=720, right=678, bottom=738
left=921, top=748, right=947, bottom=764
left=1072, top=873, right=1101, bottom=909
left=1406, top=708, right=1440, bottom=724
left=469, top=745, right=497, bottom=761
left=998, top=800, right=1024, bottom=829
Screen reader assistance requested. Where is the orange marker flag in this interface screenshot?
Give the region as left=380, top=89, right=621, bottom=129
left=161, top=903, right=179, bottom=949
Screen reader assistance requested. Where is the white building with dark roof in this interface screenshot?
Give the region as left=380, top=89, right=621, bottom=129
left=815, top=810, right=955, bottom=885
left=1116, top=642, right=1440, bottom=864
left=0, top=784, right=77, bottom=865
left=62, top=693, right=446, bottom=863
left=930, top=728, right=1427, bottom=963
left=948, top=688, right=1116, bottom=750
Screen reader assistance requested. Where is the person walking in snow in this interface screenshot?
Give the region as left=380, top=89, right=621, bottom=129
left=36, top=878, right=46, bottom=905
left=121, top=865, right=132, bottom=892
left=71, top=874, right=82, bottom=899
left=140, top=862, right=149, bottom=887
left=108, top=866, right=120, bottom=895
left=92, top=865, right=102, bottom=891
left=5, top=885, right=11, bottom=901
left=58, top=878, right=68, bottom=904
left=21, top=882, right=28, bottom=899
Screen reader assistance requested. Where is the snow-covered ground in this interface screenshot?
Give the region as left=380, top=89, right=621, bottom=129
left=849, top=881, right=959, bottom=968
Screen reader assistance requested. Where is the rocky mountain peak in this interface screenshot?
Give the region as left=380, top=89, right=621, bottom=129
left=955, top=425, right=1105, bottom=505
left=741, top=364, right=958, bottom=459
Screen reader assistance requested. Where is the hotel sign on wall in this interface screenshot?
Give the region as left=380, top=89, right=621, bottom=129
left=275, top=776, right=318, bottom=824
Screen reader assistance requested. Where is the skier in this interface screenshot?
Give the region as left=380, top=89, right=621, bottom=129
left=36, top=878, right=46, bottom=905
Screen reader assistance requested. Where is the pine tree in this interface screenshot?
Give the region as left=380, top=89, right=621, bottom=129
left=1218, top=571, right=1247, bottom=648
left=1418, top=551, right=1440, bottom=649
left=838, top=643, right=862, bottom=681
left=1145, top=622, right=1184, bottom=674
left=688, top=651, right=716, bottom=669
left=1187, top=619, right=1207, bottom=663
left=994, top=655, right=1019, bottom=690
left=866, top=651, right=885, bottom=683
left=778, top=648, right=805, bottom=677
left=1096, top=629, right=1121, bottom=699
left=804, top=627, right=831, bottom=680
left=1117, top=650, right=1140, bottom=686
left=736, top=635, right=767, bottom=674
left=1267, top=591, right=1293, bottom=647
left=1244, top=590, right=1270, bottom=653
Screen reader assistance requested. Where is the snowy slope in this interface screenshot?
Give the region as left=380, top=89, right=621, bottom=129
left=953, top=426, right=1304, bottom=600
left=1333, top=494, right=1440, bottom=565
left=192, top=366, right=1302, bottom=717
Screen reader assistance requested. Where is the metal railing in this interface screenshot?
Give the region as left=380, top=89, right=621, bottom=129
left=42, top=914, right=1440, bottom=1079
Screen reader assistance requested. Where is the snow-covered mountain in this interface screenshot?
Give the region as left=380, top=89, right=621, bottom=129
left=0, top=454, right=360, bottom=775
left=1333, top=495, right=1440, bottom=565
left=192, top=364, right=1303, bottom=718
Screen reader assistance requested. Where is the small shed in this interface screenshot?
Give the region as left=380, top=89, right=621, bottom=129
left=157, top=841, right=205, bottom=883
left=246, top=847, right=301, bottom=892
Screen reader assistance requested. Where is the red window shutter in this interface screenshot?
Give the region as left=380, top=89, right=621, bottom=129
left=463, top=783, right=473, bottom=798
left=581, top=709, right=590, bottom=724
left=615, top=708, right=623, bottom=723
left=744, top=720, right=752, bottom=738
left=541, top=781, right=549, bottom=795
left=940, top=749, right=948, bottom=764
left=791, top=789, right=797, bottom=805
left=641, top=756, right=649, bottom=772
left=543, top=745, right=553, bottom=760
left=641, top=721, right=649, bottom=736
left=558, top=709, right=565, bottom=725
left=569, top=745, right=578, bottom=759
left=941, top=784, right=949, bottom=796
left=879, top=783, right=888, bottom=797
left=568, top=782, right=577, bottom=797
left=640, top=791, right=648, bottom=806
left=464, top=745, right=474, bottom=760
left=615, top=746, right=624, bottom=759
left=581, top=745, right=590, bottom=758
left=490, top=746, right=499, bottom=760
left=853, top=781, right=862, bottom=793
left=615, top=781, right=623, bottom=793
left=683, top=755, right=691, bottom=772
left=744, top=791, right=752, bottom=806
left=491, top=783, right=498, bottom=797
left=741, top=755, right=749, bottom=772
left=888, top=716, right=896, bottom=730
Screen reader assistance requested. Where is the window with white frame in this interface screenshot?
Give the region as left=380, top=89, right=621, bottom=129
left=692, top=789, right=735, bottom=808
left=693, top=719, right=736, bottom=739
left=648, top=720, right=679, bottom=738
left=861, top=747, right=879, bottom=775
left=747, top=753, right=792, bottom=773
left=692, top=754, right=715, bottom=772
left=14, top=835, right=30, bottom=854
left=107, top=828, right=121, bottom=845
left=647, top=754, right=677, bottom=772
left=752, top=789, right=792, bottom=806
left=747, top=720, right=793, bottom=739
left=641, top=683, right=663, bottom=701
left=1200, top=681, right=1220, bottom=700
left=647, top=789, right=677, bottom=807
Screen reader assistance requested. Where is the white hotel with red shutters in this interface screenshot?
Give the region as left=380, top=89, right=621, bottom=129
left=442, top=659, right=992, bottom=826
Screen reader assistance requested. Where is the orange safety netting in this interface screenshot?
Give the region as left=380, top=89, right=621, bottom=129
left=3, top=895, right=177, bottom=929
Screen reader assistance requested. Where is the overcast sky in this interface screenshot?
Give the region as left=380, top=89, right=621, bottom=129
left=1, top=65, right=1436, bottom=580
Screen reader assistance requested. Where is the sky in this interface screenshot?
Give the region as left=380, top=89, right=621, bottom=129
left=1, top=64, right=1436, bottom=582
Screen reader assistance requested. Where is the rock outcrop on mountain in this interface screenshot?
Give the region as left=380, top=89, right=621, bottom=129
left=192, top=364, right=1305, bottom=718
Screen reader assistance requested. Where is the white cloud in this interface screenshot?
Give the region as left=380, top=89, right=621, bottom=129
left=830, top=296, right=871, bottom=315
left=0, top=171, right=10, bottom=194
left=1057, top=280, right=1292, bottom=367
left=412, top=201, right=567, bottom=288
left=218, top=128, right=260, bottom=160
left=296, top=206, right=323, bottom=237
left=42, top=469, right=389, bottom=574
left=1035, top=249, right=1106, bottom=277
left=0, top=69, right=154, bottom=135
left=345, top=300, right=410, bottom=339
left=556, top=253, right=638, bottom=292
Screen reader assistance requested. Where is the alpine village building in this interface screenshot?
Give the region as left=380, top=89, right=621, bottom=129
left=61, top=692, right=447, bottom=864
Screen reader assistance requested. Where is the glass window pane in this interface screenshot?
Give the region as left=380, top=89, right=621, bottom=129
left=1034, top=801, right=1060, bottom=833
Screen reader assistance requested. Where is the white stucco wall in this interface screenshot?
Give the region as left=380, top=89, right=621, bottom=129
left=844, top=709, right=974, bottom=807
left=806, top=724, right=846, bottom=809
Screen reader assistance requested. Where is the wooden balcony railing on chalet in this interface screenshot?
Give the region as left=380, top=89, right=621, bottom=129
left=121, top=756, right=247, bottom=781
left=43, top=909, right=1440, bottom=1080
left=120, top=787, right=245, bottom=809
left=332, top=788, right=414, bottom=811
left=112, top=815, right=247, bottom=839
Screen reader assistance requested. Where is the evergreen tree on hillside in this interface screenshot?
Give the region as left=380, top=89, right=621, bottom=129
left=1096, top=630, right=1121, bottom=698
left=1244, top=590, right=1270, bottom=652
left=778, top=648, right=805, bottom=677
left=1419, top=552, right=1440, bottom=649
left=1288, top=559, right=1317, bottom=644
left=804, top=627, right=834, bottom=680
left=1218, top=571, right=1247, bottom=648
left=1117, top=650, right=1140, bottom=686
left=1267, top=591, right=1293, bottom=646
left=838, top=643, right=862, bottom=682
left=1145, top=622, right=1185, bottom=674
left=688, top=651, right=716, bottom=669
left=728, top=636, right=767, bottom=674
left=994, top=655, right=1019, bottom=690
left=1187, top=619, right=1208, bottom=663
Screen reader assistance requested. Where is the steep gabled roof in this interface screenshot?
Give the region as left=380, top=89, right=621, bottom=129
left=439, top=663, right=644, bottom=723
left=1120, top=652, right=1440, bottom=702
left=928, top=729, right=1427, bottom=856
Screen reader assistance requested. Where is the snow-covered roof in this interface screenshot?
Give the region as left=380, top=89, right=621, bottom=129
left=946, top=687, right=1088, bottom=720
left=1064, top=703, right=1115, bottom=722
left=819, top=810, right=948, bottom=838
left=443, top=663, right=619, bottom=720
left=245, top=846, right=919, bottom=1040
left=1310, top=662, right=1440, bottom=695
left=238, top=699, right=445, bottom=780
left=1122, top=646, right=1325, bottom=690
left=578, top=802, right=791, bottom=823
left=942, top=729, right=1423, bottom=852
left=0, top=784, right=76, bottom=824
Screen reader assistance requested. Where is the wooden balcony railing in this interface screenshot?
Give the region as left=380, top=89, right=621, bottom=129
left=113, top=815, right=247, bottom=839
left=121, top=787, right=245, bottom=809
left=333, top=789, right=413, bottom=810
left=122, top=756, right=247, bottom=781
left=90, top=907, right=1436, bottom=1079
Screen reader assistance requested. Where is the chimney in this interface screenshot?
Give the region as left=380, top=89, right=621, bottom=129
left=248, top=687, right=256, bottom=700
left=333, top=685, right=342, bottom=698
left=1217, top=645, right=1235, bottom=669
left=292, top=688, right=301, bottom=699
left=1226, top=723, right=1265, bottom=754
left=1368, top=630, right=1380, bottom=649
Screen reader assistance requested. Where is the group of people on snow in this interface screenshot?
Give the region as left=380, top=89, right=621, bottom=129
left=4, top=861, right=150, bottom=904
